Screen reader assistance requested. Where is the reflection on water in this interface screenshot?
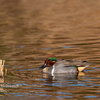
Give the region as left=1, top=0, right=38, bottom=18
left=2, top=71, right=100, bottom=100
left=0, top=0, right=100, bottom=99
left=43, top=73, right=78, bottom=81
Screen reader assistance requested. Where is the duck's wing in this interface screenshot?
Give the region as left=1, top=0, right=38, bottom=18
left=56, top=59, right=89, bottom=67
left=60, top=59, right=89, bottom=72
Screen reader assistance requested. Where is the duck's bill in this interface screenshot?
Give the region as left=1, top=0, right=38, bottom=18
left=39, top=63, right=47, bottom=69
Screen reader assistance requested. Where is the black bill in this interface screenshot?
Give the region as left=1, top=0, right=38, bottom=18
left=39, top=63, right=47, bottom=69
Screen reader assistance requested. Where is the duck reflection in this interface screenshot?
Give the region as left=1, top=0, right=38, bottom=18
left=43, top=72, right=85, bottom=81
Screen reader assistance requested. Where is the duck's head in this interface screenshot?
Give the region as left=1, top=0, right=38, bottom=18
left=40, top=55, right=57, bottom=69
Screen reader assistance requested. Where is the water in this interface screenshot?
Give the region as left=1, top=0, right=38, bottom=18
left=0, top=0, right=100, bottom=100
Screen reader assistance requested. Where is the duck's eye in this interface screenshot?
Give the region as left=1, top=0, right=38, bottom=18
left=48, top=59, right=52, bottom=61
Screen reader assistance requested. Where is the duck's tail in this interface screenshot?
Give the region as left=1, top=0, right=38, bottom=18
left=78, top=64, right=89, bottom=72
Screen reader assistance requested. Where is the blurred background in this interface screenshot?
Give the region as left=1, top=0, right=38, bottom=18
left=0, top=0, right=100, bottom=100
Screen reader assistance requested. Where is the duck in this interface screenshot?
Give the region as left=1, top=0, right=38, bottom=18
left=39, top=55, right=89, bottom=74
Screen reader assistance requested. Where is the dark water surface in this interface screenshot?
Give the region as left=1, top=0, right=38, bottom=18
left=0, top=0, right=100, bottom=100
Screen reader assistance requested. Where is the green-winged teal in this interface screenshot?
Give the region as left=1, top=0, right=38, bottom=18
left=40, top=55, right=89, bottom=74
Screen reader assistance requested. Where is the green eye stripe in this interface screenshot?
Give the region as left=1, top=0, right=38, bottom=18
left=49, top=57, right=57, bottom=61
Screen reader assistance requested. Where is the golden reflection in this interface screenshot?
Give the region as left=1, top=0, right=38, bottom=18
left=78, top=71, right=85, bottom=76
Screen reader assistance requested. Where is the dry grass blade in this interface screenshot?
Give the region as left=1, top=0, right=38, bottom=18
left=0, top=60, right=5, bottom=77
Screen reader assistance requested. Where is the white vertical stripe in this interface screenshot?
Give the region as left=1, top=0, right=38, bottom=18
left=51, top=65, right=55, bottom=76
